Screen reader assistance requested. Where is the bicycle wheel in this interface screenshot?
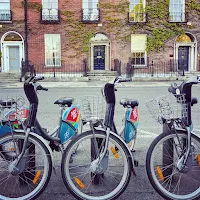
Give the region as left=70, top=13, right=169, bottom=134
left=146, top=131, right=200, bottom=200
left=61, top=129, right=131, bottom=200
left=0, top=132, right=52, bottom=200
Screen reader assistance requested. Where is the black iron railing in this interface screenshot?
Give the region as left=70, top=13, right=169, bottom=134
left=168, top=12, right=188, bottom=22
left=40, top=8, right=60, bottom=24
left=81, top=8, right=100, bottom=23
left=0, top=10, right=12, bottom=22
left=117, top=59, right=189, bottom=78
left=128, top=11, right=147, bottom=23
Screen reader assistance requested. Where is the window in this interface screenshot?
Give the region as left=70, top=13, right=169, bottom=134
left=169, top=0, right=185, bottom=22
left=0, top=0, right=11, bottom=21
left=42, top=0, right=59, bottom=21
left=129, top=0, right=146, bottom=22
left=44, top=34, right=61, bottom=67
left=131, top=34, right=147, bottom=66
left=82, top=0, right=99, bottom=22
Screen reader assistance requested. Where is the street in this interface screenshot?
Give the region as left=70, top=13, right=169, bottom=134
left=0, top=82, right=200, bottom=200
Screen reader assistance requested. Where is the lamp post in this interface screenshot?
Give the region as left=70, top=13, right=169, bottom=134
left=24, top=0, right=29, bottom=68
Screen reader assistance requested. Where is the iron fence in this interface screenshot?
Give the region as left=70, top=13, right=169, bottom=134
left=21, top=60, right=87, bottom=79
left=21, top=59, right=200, bottom=80
left=116, top=60, right=193, bottom=78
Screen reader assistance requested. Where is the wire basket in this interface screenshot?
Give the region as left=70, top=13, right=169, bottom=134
left=0, top=95, right=28, bottom=123
left=79, top=96, right=105, bottom=122
left=146, top=94, right=187, bottom=124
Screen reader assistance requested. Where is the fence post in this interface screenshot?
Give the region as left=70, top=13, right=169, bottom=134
left=83, top=58, right=88, bottom=77
left=182, top=60, right=185, bottom=76
left=114, top=59, right=121, bottom=76
left=151, top=60, right=154, bottom=77
left=126, top=57, right=132, bottom=80
left=53, top=52, right=56, bottom=78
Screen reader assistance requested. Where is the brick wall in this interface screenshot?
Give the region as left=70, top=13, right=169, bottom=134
left=1, top=0, right=200, bottom=74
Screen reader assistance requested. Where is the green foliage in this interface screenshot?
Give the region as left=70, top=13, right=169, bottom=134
left=61, top=0, right=198, bottom=55
left=186, top=0, right=200, bottom=14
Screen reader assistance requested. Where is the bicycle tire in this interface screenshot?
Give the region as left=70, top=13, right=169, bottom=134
left=61, top=129, right=131, bottom=200
left=0, top=132, right=52, bottom=200
left=146, top=131, right=200, bottom=200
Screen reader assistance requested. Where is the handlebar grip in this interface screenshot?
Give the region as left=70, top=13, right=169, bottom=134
left=42, top=87, right=48, bottom=91
left=36, top=85, right=48, bottom=91
left=168, top=87, right=173, bottom=93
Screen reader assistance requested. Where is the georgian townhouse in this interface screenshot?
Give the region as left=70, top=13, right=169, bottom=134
left=0, top=0, right=200, bottom=77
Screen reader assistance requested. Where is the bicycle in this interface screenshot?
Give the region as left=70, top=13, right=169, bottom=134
left=0, top=74, right=81, bottom=199
left=61, top=77, right=139, bottom=200
left=146, top=75, right=200, bottom=200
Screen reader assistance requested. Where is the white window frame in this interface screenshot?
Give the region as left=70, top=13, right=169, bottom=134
left=169, top=0, right=185, bottom=22
left=0, top=0, right=11, bottom=21
left=42, top=0, right=58, bottom=21
left=82, top=0, right=99, bottom=21
left=129, top=0, right=146, bottom=22
left=44, top=34, right=61, bottom=67
left=131, top=34, right=147, bottom=67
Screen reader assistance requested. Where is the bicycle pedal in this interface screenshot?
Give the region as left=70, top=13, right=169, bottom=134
left=134, top=160, right=139, bottom=167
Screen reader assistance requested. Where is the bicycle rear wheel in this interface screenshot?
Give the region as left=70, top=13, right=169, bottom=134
left=61, top=129, right=131, bottom=200
left=0, top=132, right=52, bottom=200
left=146, top=131, right=200, bottom=200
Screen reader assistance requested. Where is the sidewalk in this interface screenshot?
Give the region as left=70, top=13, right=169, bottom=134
left=0, top=80, right=184, bottom=89
left=0, top=74, right=195, bottom=89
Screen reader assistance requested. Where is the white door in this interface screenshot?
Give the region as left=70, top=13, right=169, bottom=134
left=8, top=46, right=20, bottom=72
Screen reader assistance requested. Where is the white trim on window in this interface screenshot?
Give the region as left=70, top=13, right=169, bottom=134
left=169, top=0, right=185, bottom=22
left=131, top=34, right=147, bottom=67
left=129, top=0, right=146, bottom=22
left=44, top=34, right=61, bottom=67
left=82, top=0, right=99, bottom=21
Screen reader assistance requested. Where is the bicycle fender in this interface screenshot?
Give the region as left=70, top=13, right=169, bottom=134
left=15, top=129, right=55, bottom=171
left=94, top=127, right=136, bottom=176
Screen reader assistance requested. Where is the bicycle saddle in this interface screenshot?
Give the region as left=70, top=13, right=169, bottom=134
left=0, top=99, right=15, bottom=108
left=120, top=98, right=139, bottom=108
left=54, top=97, right=74, bottom=107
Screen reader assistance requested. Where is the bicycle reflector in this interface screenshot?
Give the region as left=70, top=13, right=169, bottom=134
left=197, top=154, right=200, bottom=166
left=110, top=147, right=119, bottom=159
left=156, top=166, right=164, bottom=181
left=33, top=170, right=41, bottom=184
left=74, top=177, right=85, bottom=189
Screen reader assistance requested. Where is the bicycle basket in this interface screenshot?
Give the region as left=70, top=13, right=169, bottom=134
left=0, top=95, right=28, bottom=122
left=79, top=96, right=105, bottom=122
left=146, top=94, right=187, bottom=124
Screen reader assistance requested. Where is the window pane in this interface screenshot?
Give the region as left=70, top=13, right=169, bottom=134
left=129, top=0, right=145, bottom=22
left=169, top=0, right=185, bottom=21
left=42, top=0, right=58, bottom=9
left=0, top=0, right=10, bottom=10
left=45, top=34, right=61, bottom=67
left=132, top=52, right=145, bottom=65
left=82, top=0, right=99, bottom=21
left=131, top=34, right=147, bottom=52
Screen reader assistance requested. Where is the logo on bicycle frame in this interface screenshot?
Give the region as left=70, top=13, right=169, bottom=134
left=66, top=108, right=79, bottom=122
left=130, top=107, right=138, bottom=122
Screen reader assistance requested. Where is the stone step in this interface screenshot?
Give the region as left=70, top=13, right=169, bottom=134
left=87, top=70, right=118, bottom=76
left=0, top=73, right=20, bottom=83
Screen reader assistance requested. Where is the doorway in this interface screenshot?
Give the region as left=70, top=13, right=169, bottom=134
left=178, top=46, right=189, bottom=71
left=94, top=45, right=105, bottom=70
left=9, top=46, right=20, bottom=72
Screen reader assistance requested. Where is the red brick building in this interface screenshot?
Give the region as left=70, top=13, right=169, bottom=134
left=0, top=0, right=200, bottom=77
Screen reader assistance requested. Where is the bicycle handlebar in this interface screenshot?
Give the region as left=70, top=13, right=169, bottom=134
left=168, top=76, right=200, bottom=96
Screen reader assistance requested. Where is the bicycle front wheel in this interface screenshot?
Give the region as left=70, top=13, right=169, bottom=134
left=61, top=130, right=131, bottom=200
left=146, top=131, right=200, bottom=200
left=0, top=132, right=52, bottom=200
